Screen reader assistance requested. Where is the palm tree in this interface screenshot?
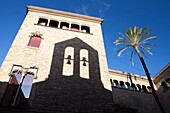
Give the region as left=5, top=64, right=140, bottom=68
left=114, top=26, right=165, bottom=113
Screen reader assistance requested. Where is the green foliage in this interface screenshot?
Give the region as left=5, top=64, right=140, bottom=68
left=114, top=26, right=156, bottom=65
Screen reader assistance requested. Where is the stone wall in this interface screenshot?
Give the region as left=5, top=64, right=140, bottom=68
left=112, top=87, right=161, bottom=113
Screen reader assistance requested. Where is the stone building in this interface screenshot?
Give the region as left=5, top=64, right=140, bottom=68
left=0, top=6, right=169, bottom=113
left=153, top=63, right=170, bottom=113
left=0, top=6, right=114, bottom=113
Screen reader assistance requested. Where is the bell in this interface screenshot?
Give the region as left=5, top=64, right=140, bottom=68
left=83, top=62, right=86, bottom=66
left=67, top=60, right=71, bottom=64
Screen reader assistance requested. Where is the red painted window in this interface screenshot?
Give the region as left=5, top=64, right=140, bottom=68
left=28, top=36, right=41, bottom=48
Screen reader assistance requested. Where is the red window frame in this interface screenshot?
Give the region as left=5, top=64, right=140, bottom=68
left=28, top=36, right=41, bottom=48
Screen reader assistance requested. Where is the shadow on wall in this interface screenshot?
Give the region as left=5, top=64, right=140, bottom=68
left=29, top=37, right=115, bottom=112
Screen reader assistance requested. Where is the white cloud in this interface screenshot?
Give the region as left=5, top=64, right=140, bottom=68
left=73, top=0, right=111, bottom=17
left=98, top=1, right=111, bottom=16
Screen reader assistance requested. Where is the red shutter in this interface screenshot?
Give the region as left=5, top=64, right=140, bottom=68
left=28, top=36, right=41, bottom=48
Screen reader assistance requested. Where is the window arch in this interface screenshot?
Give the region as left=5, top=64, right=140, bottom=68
left=136, top=84, right=142, bottom=92
left=71, top=24, right=79, bottom=31
left=120, top=81, right=126, bottom=89
left=62, top=47, right=74, bottom=76
left=80, top=49, right=89, bottom=79
left=37, top=18, right=48, bottom=26
left=142, top=85, right=147, bottom=92
left=114, top=80, right=120, bottom=88
left=28, top=36, right=42, bottom=48
left=60, top=22, right=69, bottom=29
left=81, top=25, right=90, bottom=33
left=49, top=20, right=59, bottom=28
left=161, top=82, right=168, bottom=91
left=165, top=78, right=170, bottom=85
left=131, top=83, right=137, bottom=91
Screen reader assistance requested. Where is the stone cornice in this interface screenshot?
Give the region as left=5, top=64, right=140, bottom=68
left=27, top=6, right=103, bottom=24
left=108, top=69, right=149, bottom=81
left=153, top=62, right=170, bottom=83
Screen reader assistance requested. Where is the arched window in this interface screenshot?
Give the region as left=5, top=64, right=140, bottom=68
left=147, top=86, right=152, bottom=93
left=165, top=78, right=170, bottom=86
left=49, top=20, right=59, bottom=28
left=110, top=79, right=114, bottom=87
left=37, top=18, right=48, bottom=26
left=142, top=85, right=147, bottom=93
left=60, top=22, right=69, bottom=29
left=136, top=84, right=142, bottom=92
left=131, top=83, right=137, bottom=91
left=71, top=24, right=79, bottom=31
left=113, top=80, right=120, bottom=88
left=120, top=81, right=126, bottom=89
left=80, top=49, right=89, bottom=79
left=125, top=82, right=131, bottom=90
left=62, top=47, right=74, bottom=76
left=161, top=82, right=168, bottom=91
left=28, top=36, right=42, bottom=48
left=81, top=25, right=90, bottom=33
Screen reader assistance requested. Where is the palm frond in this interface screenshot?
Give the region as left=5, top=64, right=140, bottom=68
left=117, top=45, right=131, bottom=56
left=140, top=36, right=156, bottom=44
left=137, top=27, right=152, bottom=43
left=139, top=48, right=147, bottom=58
left=130, top=49, right=136, bottom=66
left=114, top=37, right=129, bottom=45
left=142, top=43, right=156, bottom=46
left=119, top=32, right=131, bottom=42
left=114, top=26, right=156, bottom=66
left=140, top=46, right=153, bottom=55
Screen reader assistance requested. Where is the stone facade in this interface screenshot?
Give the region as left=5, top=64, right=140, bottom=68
left=109, top=70, right=161, bottom=113
left=0, top=5, right=169, bottom=113
left=0, top=6, right=114, bottom=113
left=153, top=63, right=170, bottom=113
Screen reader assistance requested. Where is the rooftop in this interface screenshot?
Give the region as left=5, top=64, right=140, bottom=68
left=27, top=6, right=103, bottom=23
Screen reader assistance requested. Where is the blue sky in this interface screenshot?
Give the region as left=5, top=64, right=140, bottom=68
left=0, top=0, right=169, bottom=77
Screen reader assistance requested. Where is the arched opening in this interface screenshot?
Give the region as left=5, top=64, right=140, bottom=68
left=131, top=83, right=137, bottom=91
left=62, top=47, right=74, bottom=76
left=110, top=79, right=114, bottom=87
left=136, top=84, right=142, bottom=92
left=125, top=82, right=131, bottom=90
left=28, top=36, right=42, bottom=48
left=49, top=20, right=59, bottom=28
left=165, top=78, right=170, bottom=85
left=71, top=24, right=79, bottom=31
left=81, top=25, right=90, bottom=33
left=113, top=80, right=120, bottom=88
left=80, top=49, right=89, bottom=79
left=120, top=81, right=126, bottom=89
left=161, top=82, right=168, bottom=91
left=37, top=18, right=48, bottom=26
left=60, top=22, right=69, bottom=29
left=142, top=85, right=147, bottom=93
left=147, top=86, right=152, bottom=93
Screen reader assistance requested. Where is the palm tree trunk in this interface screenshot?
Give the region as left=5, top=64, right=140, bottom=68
left=135, top=48, right=165, bottom=113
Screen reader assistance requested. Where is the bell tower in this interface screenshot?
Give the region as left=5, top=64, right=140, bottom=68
left=0, top=6, right=114, bottom=112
